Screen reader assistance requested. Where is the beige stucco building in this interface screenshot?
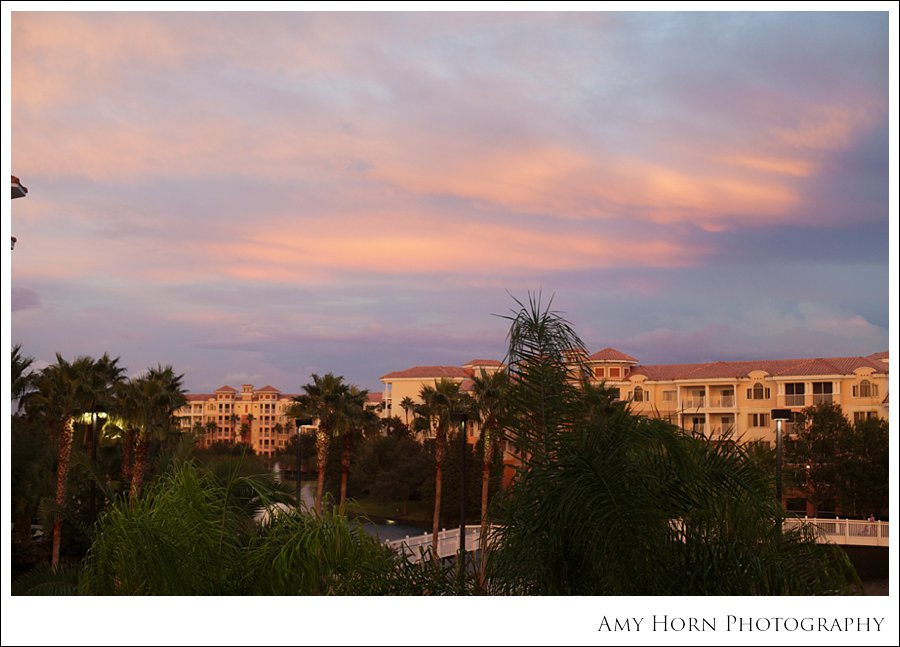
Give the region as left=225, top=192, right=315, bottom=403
left=583, top=348, right=888, bottom=445
left=176, top=384, right=301, bottom=458
left=377, top=350, right=888, bottom=448
left=175, top=350, right=887, bottom=459
left=379, top=359, right=505, bottom=441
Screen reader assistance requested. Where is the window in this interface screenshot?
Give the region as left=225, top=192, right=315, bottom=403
left=812, top=382, right=833, bottom=404
left=852, top=380, right=878, bottom=398
left=853, top=411, right=878, bottom=423
left=785, top=383, right=805, bottom=406
left=594, top=367, right=605, bottom=379
left=608, top=367, right=621, bottom=378
left=632, top=386, right=646, bottom=402
left=749, top=413, right=770, bottom=427
left=662, top=390, right=676, bottom=402
left=747, top=383, right=771, bottom=400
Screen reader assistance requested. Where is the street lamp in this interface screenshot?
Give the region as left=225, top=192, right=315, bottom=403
left=294, top=418, right=313, bottom=507
left=771, top=408, right=792, bottom=531
left=451, top=409, right=470, bottom=582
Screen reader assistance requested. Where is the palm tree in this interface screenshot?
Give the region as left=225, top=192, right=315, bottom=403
left=412, top=386, right=436, bottom=441
left=11, top=344, right=35, bottom=410
left=292, top=373, right=350, bottom=515
left=25, top=354, right=96, bottom=569
left=400, top=396, right=415, bottom=429
left=470, top=367, right=507, bottom=584
left=425, top=378, right=464, bottom=556
left=336, top=386, right=370, bottom=508
left=127, top=365, right=187, bottom=500
left=205, top=420, right=217, bottom=447
left=245, top=413, right=255, bottom=445
left=483, top=293, right=859, bottom=595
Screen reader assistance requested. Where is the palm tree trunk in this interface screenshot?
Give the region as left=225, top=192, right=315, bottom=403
left=130, top=434, right=148, bottom=500
left=121, top=427, right=135, bottom=484
left=315, top=430, right=328, bottom=515
left=432, top=434, right=444, bottom=557
left=339, top=433, right=352, bottom=508
left=479, top=437, right=492, bottom=587
left=51, top=417, right=75, bottom=570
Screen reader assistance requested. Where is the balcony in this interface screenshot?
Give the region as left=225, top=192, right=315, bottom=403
left=682, top=397, right=706, bottom=409
left=709, top=396, right=735, bottom=408
left=812, top=394, right=834, bottom=405
left=785, top=394, right=806, bottom=407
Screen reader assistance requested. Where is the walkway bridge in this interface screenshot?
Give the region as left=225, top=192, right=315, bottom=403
left=785, top=517, right=889, bottom=547
left=386, top=518, right=888, bottom=563
left=386, top=525, right=488, bottom=563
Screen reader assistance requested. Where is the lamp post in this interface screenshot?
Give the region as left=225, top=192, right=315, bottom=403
left=451, top=409, right=470, bottom=582
left=295, top=418, right=313, bottom=507
left=771, top=408, right=792, bottom=532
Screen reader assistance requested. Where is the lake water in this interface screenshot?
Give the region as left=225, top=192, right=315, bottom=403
left=293, top=481, right=429, bottom=542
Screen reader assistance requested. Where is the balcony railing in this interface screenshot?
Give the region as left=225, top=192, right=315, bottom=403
left=710, top=396, right=735, bottom=408
left=812, top=394, right=834, bottom=405
left=682, top=397, right=706, bottom=409
left=785, top=394, right=806, bottom=407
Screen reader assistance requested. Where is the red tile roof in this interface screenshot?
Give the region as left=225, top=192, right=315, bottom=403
left=367, top=392, right=383, bottom=403
left=627, top=355, right=887, bottom=382
left=463, top=359, right=503, bottom=367
left=868, top=351, right=889, bottom=361
left=589, top=348, right=638, bottom=363
left=256, top=385, right=281, bottom=392
left=381, top=366, right=472, bottom=380
left=186, top=394, right=213, bottom=402
left=214, top=385, right=238, bottom=393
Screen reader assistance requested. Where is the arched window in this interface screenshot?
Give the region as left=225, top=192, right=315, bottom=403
left=633, top=386, right=645, bottom=402
left=854, top=380, right=877, bottom=398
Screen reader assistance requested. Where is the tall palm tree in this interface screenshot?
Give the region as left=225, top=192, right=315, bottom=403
left=425, top=378, right=464, bottom=556
left=412, top=386, right=436, bottom=441
left=205, top=420, right=217, bottom=447
left=400, top=396, right=415, bottom=430
left=336, top=386, right=369, bottom=508
left=25, top=354, right=96, bottom=569
left=292, top=373, right=350, bottom=515
left=127, top=365, right=187, bottom=500
left=470, top=368, right=507, bottom=583
left=484, top=293, right=858, bottom=595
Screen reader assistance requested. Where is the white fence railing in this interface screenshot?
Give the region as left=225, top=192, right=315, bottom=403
left=783, top=517, right=889, bottom=547
left=387, top=525, right=487, bottom=563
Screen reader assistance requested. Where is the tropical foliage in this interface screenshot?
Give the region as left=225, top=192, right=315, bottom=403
left=481, top=293, right=860, bottom=595
left=786, top=402, right=889, bottom=518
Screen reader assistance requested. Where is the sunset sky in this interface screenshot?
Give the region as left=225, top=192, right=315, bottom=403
left=6, top=8, right=892, bottom=393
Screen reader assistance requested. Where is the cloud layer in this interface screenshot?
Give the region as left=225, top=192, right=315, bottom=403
left=10, top=11, right=889, bottom=390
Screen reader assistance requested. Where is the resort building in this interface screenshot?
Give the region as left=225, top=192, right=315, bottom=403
left=175, top=351, right=887, bottom=460
left=377, top=350, right=889, bottom=447
left=584, top=349, right=888, bottom=445
left=379, top=359, right=505, bottom=441
left=175, top=384, right=301, bottom=458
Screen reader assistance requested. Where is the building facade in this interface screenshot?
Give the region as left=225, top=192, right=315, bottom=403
left=379, top=359, right=505, bottom=441
left=176, top=384, right=301, bottom=458
left=583, top=349, right=889, bottom=445
left=377, top=351, right=888, bottom=448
